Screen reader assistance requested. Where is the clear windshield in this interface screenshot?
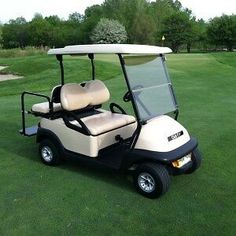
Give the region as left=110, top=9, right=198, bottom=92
left=123, top=55, right=177, bottom=121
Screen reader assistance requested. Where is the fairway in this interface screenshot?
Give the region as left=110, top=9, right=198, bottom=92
left=0, top=52, right=235, bottom=235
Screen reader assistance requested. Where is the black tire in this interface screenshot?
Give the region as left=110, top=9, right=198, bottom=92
left=133, top=163, right=170, bottom=199
left=39, top=139, right=61, bottom=166
left=185, top=148, right=202, bottom=174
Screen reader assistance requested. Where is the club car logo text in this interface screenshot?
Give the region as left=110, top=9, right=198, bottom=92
left=168, top=131, right=184, bottom=142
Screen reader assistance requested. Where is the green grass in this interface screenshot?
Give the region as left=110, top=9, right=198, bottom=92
left=0, top=51, right=236, bottom=235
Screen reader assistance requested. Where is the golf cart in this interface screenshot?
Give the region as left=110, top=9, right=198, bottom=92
left=20, top=44, right=201, bottom=198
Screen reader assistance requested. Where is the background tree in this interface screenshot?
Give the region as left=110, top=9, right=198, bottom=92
left=64, top=13, right=84, bottom=46
left=1, top=0, right=234, bottom=52
left=29, top=14, right=52, bottom=47
left=149, top=0, right=175, bottom=44
left=0, top=23, right=3, bottom=48
left=2, top=17, right=29, bottom=48
left=81, top=5, right=104, bottom=43
left=128, top=0, right=155, bottom=44
left=68, top=12, right=83, bottom=23
left=102, top=0, right=155, bottom=44
left=90, top=18, right=127, bottom=44
left=162, top=11, right=192, bottom=53
left=207, top=14, right=236, bottom=51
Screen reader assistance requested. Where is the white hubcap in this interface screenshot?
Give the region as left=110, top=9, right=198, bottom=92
left=41, top=146, right=53, bottom=162
left=138, top=172, right=155, bottom=193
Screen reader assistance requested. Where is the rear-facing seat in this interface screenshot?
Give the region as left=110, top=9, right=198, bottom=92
left=60, top=80, right=136, bottom=136
left=31, top=85, right=62, bottom=114
left=32, top=102, right=62, bottom=114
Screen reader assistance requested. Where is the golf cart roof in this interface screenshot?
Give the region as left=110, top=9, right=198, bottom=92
left=48, top=44, right=172, bottom=55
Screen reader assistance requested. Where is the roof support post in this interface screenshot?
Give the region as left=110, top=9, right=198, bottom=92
left=56, top=54, right=64, bottom=85
left=88, top=53, right=95, bottom=80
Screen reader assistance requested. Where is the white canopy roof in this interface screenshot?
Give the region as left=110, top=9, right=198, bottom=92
left=48, top=44, right=172, bottom=55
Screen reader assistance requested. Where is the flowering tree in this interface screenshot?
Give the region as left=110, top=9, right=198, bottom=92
left=90, top=18, right=127, bottom=44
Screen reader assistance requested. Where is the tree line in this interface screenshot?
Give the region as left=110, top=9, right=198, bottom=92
left=0, top=0, right=235, bottom=52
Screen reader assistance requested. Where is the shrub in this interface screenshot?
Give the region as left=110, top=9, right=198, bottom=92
left=90, top=18, right=127, bottom=44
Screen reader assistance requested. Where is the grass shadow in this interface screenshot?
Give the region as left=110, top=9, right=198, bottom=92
left=0, top=119, right=134, bottom=193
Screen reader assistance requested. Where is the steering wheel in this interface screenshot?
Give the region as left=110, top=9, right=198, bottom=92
left=123, top=85, right=144, bottom=102
left=110, top=103, right=127, bottom=114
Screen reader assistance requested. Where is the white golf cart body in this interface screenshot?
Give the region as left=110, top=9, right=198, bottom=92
left=35, top=44, right=188, bottom=158
left=20, top=44, right=200, bottom=198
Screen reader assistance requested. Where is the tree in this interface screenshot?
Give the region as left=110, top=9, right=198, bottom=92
left=2, top=17, right=29, bottom=48
left=149, top=0, right=176, bottom=44
left=128, top=0, right=155, bottom=44
left=102, top=0, right=156, bottom=44
left=0, top=23, right=3, bottom=48
left=45, top=15, right=61, bottom=26
left=185, top=18, right=208, bottom=53
left=207, top=14, right=236, bottom=51
left=162, top=11, right=192, bottom=53
left=68, top=12, right=83, bottom=23
left=90, top=18, right=127, bottom=44
left=81, top=4, right=104, bottom=43
left=29, top=14, right=52, bottom=47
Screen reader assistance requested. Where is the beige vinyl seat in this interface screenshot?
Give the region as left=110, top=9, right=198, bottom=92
left=60, top=80, right=136, bottom=136
left=32, top=102, right=62, bottom=114
left=31, top=85, right=62, bottom=114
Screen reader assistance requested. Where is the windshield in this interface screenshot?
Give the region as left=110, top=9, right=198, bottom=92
left=123, top=55, right=177, bottom=121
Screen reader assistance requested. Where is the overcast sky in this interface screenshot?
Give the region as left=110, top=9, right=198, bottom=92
left=0, top=0, right=235, bottom=23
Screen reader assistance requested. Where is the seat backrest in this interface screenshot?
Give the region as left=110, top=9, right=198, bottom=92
left=60, top=83, right=91, bottom=111
left=51, top=85, right=62, bottom=103
left=83, top=80, right=110, bottom=106
left=60, top=80, right=110, bottom=112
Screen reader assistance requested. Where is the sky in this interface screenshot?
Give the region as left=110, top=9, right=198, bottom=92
left=0, top=0, right=235, bottom=23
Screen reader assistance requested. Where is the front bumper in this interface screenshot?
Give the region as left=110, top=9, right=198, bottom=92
left=168, top=160, right=193, bottom=175
left=123, top=137, right=198, bottom=172
left=130, top=137, right=198, bottom=164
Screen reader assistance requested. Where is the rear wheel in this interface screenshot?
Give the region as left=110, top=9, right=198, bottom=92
left=39, top=139, right=61, bottom=166
left=134, top=163, right=170, bottom=198
left=185, top=148, right=202, bottom=174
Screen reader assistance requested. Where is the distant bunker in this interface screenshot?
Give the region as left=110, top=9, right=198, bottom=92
left=0, top=66, right=23, bottom=82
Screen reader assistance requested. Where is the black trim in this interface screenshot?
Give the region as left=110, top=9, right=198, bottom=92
left=36, top=128, right=198, bottom=174
left=88, top=53, right=95, bottom=80
left=174, top=109, right=179, bottom=120
left=38, top=131, right=128, bottom=170
left=56, top=55, right=64, bottom=85
left=167, top=161, right=193, bottom=175
left=37, top=128, right=65, bottom=154
left=109, top=102, right=127, bottom=114
left=62, top=111, right=91, bottom=135
left=123, top=137, right=198, bottom=168
left=51, top=85, right=62, bottom=103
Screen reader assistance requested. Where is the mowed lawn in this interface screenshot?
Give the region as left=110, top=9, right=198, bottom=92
left=0, top=51, right=235, bottom=235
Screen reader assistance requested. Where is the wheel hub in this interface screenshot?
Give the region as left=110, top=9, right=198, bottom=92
left=138, top=172, right=155, bottom=193
left=41, top=146, right=53, bottom=162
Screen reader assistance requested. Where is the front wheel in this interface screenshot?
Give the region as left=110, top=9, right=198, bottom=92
left=185, top=148, right=202, bottom=174
left=39, top=139, right=61, bottom=166
left=133, top=163, right=170, bottom=199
